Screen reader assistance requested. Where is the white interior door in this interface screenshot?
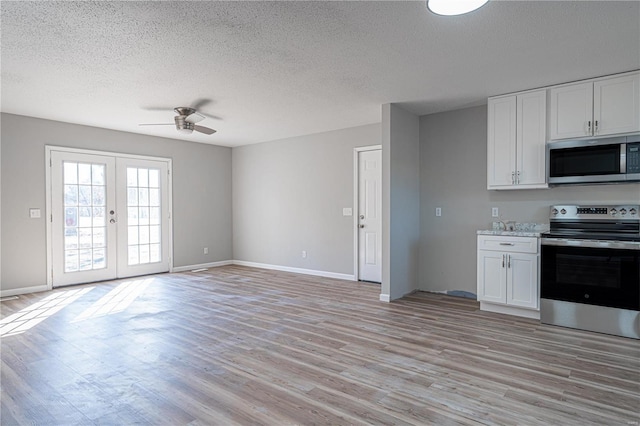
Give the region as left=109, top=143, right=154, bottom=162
left=50, top=150, right=171, bottom=287
left=51, top=152, right=117, bottom=286
left=357, top=149, right=382, bottom=283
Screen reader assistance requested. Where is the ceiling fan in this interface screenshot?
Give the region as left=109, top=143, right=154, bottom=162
left=139, top=107, right=217, bottom=135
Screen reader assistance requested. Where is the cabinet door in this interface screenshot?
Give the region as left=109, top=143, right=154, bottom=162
left=549, top=82, right=593, bottom=140
left=477, top=250, right=507, bottom=304
left=506, top=253, right=539, bottom=309
left=593, top=73, right=640, bottom=136
left=487, top=96, right=517, bottom=188
left=516, top=90, right=547, bottom=186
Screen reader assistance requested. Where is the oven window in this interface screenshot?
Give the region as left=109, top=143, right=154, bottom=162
left=541, top=245, right=640, bottom=311
left=556, top=254, right=620, bottom=288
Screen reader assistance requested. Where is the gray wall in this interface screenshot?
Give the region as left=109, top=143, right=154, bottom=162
left=382, top=104, right=420, bottom=300
left=419, top=105, right=640, bottom=294
left=1, top=113, right=232, bottom=293
left=232, top=124, right=381, bottom=276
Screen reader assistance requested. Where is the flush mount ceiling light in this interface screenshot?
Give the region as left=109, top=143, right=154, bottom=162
left=427, top=0, right=489, bottom=16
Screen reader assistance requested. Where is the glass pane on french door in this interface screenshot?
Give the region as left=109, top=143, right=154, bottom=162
left=51, top=151, right=170, bottom=287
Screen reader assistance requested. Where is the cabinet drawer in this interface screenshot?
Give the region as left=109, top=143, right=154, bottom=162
left=477, top=235, right=538, bottom=254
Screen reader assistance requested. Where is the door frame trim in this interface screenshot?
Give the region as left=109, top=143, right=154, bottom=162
left=352, top=145, right=382, bottom=282
left=45, top=145, right=174, bottom=289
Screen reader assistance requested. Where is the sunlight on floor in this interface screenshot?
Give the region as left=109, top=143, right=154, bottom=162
left=0, top=287, right=94, bottom=337
left=72, top=278, right=154, bottom=322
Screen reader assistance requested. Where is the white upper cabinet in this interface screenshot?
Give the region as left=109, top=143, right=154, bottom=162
left=549, top=82, right=593, bottom=140
left=487, top=96, right=516, bottom=188
left=487, top=90, right=546, bottom=190
left=549, top=72, right=640, bottom=140
left=516, top=91, right=547, bottom=186
left=594, top=73, right=640, bottom=136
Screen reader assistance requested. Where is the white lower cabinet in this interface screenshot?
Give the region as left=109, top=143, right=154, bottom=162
left=477, top=235, right=540, bottom=319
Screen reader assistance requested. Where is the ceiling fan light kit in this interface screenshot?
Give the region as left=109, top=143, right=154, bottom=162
left=427, top=0, right=489, bottom=16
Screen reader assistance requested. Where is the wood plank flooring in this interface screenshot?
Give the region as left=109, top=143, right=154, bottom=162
left=1, top=265, right=639, bottom=425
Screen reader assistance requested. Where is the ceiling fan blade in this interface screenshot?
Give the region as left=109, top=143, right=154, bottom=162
left=190, top=98, right=212, bottom=111
left=197, top=112, right=223, bottom=121
left=194, top=125, right=217, bottom=135
left=138, top=123, right=175, bottom=126
left=185, top=112, right=205, bottom=123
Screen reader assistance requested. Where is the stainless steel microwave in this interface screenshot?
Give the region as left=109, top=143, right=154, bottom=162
left=548, top=135, right=640, bottom=185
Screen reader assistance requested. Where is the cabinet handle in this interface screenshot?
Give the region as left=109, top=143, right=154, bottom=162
left=594, top=120, right=599, bottom=134
left=517, top=171, right=520, bottom=184
left=507, top=254, right=511, bottom=268
left=511, top=172, right=515, bottom=185
left=502, top=254, right=505, bottom=268
left=587, top=120, right=591, bottom=134
left=499, top=242, right=515, bottom=246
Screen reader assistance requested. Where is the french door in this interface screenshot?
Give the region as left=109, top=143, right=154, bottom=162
left=49, top=149, right=171, bottom=287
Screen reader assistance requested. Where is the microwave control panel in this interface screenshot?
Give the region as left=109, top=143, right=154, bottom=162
left=628, top=142, right=640, bottom=173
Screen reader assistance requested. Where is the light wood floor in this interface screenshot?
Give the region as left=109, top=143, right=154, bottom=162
left=1, top=265, right=639, bottom=425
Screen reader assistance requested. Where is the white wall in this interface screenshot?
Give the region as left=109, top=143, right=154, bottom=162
left=232, top=124, right=381, bottom=278
left=419, top=105, right=640, bottom=295
left=382, top=104, right=420, bottom=301
left=1, top=113, right=232, bottom=293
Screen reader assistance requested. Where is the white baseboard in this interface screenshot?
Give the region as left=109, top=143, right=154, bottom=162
left=0, top=284, right=49, bottom=298
left=379, top=293, right=391, bottom=302
left=172, top=260, right=233, bottom=273
left=232, top=260, right=355, bottom=281
left=0, top=261, right=355, bottom=297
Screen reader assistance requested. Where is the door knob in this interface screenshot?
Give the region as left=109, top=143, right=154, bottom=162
left=359, top=224, right=365, bottom=228
left=109, top=210, right=115, bottom=215
left=110, top=218, right=116, bottom=224
left=360, top=215, right=365, bottom=219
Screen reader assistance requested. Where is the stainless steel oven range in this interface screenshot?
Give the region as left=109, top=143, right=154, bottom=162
left=540, top=205, right=640, bottom=339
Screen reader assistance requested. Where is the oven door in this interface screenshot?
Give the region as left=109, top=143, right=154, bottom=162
left=541, top=240, right=640, bottom=311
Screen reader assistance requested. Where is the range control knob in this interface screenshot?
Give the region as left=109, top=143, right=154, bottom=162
left=560, top=208, right=567, bottom=215
left=552, top=208, right=559, bottom=216
left=630, top=208, right=637, bottom=216
left=620, top=208, right=627, bottom=216
left=610, top=208, right=617, bottom=216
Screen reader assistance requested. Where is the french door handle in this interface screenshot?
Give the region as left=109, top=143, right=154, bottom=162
left=110, top=218, right=116, bottom=224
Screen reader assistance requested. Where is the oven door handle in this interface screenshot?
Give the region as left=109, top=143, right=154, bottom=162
left=541, top=237, right=640, bottom=250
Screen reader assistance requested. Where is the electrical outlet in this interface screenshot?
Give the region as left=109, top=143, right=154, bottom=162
left=435, top=207, right=442, bottom=217
left=302, top=250, right=307, bottom=259
left=492, top=207, right=499, bottom=217
left=203, top=247, right=209, bottom=255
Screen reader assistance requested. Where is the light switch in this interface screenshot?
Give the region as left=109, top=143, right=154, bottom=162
left=435, top=207, right=442, bottom=217
left=343, top=208, right=353, bottom=216
left=29, top=208, right=41, bottom=219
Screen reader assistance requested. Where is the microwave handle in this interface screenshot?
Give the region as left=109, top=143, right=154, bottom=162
left=621, top=143, right=626, bottom=173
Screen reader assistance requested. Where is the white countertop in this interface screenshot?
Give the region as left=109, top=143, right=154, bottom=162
left=477, top=222, right=549, bottom=238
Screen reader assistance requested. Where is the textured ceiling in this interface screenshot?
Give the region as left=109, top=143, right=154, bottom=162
left=2, top=1, right=639, bottom=147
